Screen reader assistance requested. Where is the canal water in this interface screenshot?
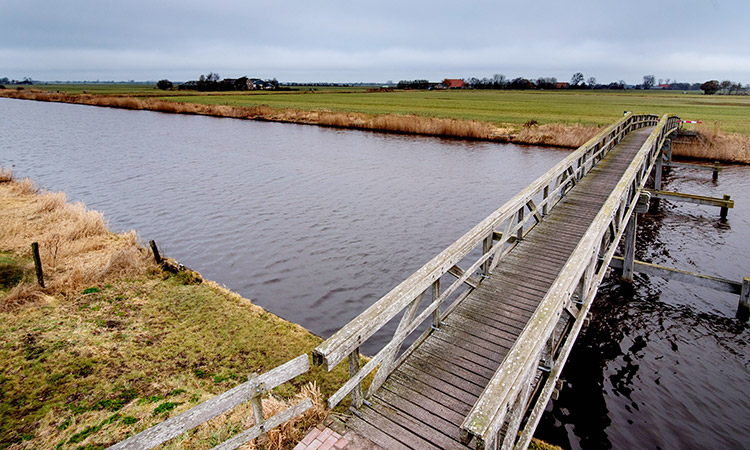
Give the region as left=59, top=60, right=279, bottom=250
left=1, top=98, right=748, bottom=449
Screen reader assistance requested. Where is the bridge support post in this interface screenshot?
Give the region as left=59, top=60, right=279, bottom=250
left=654, top=151, right=664, bottom=191
left=739, top=278, right=750, bottom=322
left=720, top=195, right=731, bottom=220
left=622, top=193, right=651, bottom=283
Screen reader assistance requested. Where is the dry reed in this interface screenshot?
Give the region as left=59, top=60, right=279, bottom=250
left=672, top=123, right=750, bottom=163
left=0, top=174, right=156, bottom=308
left=0, top=89, right=594, bottom=147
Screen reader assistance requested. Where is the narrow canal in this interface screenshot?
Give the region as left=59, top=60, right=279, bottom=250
left=2, top=98, right=748, bottom=449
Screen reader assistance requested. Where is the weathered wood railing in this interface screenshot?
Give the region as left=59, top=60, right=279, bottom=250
left=460, top=114, right=682, bottom=450
left=313, top=113, right=660, bottom=410
left=107, top=355, right=311, bottom=450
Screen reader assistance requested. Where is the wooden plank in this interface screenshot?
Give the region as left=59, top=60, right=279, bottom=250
left=418, top=337, right=500, bottom=373
left=381, top=381, right=468, bottom=424
left=645, top=188, right=734, bottom=208
left=358, top=404, right=454, bottom=450
left=609, top=256, right=742, bottom=294
left=108, top=355, right=309, bottom=450
left=210, top=399, right=312, bottom=450
left=374, top=390, right=468, bottom=445
left=347, top=411, right=414, bottom=450
left=389, top=371, right=475, bottom=413
left=408, top=336, right=503, bottom=386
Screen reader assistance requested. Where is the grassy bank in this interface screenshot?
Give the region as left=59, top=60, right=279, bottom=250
left=0, top=171, right=349, bottom=450
left=3, top=86, right=747, bottom=162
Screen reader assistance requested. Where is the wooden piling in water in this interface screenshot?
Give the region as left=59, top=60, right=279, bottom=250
left=720, top=195, right=731, bottom=219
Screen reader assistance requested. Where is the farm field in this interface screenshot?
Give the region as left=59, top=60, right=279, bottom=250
left=162, top=89, right=750, bottom=135
left=24, top=84, right=750, bottom=134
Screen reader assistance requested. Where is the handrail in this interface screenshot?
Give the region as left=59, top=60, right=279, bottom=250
left=107, top=355, right=311, bottom=450
left=313, top=113, right=660, bottom=409
left=460, top=114, right=682, bottom=449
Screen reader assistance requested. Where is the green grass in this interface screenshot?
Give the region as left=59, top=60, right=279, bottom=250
left=161, top=89, right=750, bottom=134
left=0, top=274, right=349, bottom=449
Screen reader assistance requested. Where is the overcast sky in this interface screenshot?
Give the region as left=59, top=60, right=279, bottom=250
left=1, top=0, right=748, bottom=84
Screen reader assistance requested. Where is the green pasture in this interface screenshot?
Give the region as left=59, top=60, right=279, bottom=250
left=22, top=84, right=750, bottom=134
left=164, top=89, right=750, bottom=134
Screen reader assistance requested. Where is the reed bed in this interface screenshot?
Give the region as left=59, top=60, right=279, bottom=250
left=673, top=124, right=750, bottom=163
left=4, top=89, right=746, bottom=162
left=0, top=173, right=156, bottom=308
left=1, top=89, right=594, bottom=147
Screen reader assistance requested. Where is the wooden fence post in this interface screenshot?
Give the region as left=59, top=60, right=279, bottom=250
left=713, top=162, right=720, bottom=182
left=31, top=242, right=44, bottom=288
left=149, top=240, right=162, bottom=264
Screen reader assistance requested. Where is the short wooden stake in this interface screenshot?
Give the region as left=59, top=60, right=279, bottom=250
left=31, top=242, right=45, bottom=288
left=720, top=195, right=730, bottom=220
left=739, top=278, right=750, bottom=321
left=713, top=162, right=720, bottom=182
left=149, top=240, right=162, bottom=264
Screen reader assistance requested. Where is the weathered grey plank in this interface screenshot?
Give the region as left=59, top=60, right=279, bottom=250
left=108, top=355, right=309, bottom=450
left=210, top=399, right=312, bottom=450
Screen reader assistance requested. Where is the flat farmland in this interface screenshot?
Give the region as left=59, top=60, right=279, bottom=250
left=162, top=89, right=750, bottom=134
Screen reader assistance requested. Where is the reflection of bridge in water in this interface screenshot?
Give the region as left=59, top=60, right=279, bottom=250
left=312, top=113, right=746, bottom=449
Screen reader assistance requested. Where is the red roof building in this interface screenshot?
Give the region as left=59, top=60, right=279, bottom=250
left=443, top=78, right=465, bottom=89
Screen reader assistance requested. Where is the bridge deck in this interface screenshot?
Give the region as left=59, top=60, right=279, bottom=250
left=344, top=127, right=655, bottom=449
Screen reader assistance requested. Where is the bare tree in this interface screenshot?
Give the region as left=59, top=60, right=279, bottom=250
left=587, top=77, right=597, bottom=88
left=642, top=75, right=656, bottom=89
left=571, top=72, right=584, bottom=86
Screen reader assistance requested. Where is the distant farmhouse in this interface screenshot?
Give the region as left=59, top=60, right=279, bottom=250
left=433, top=78, right=465, bottom=89
left=178, top=75, right=279, bottom=91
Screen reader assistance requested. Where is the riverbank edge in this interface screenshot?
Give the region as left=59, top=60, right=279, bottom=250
left=0, top=88, right=610, bottom=148
left=0, top=173, right=346, bottom=449
left=4, top=88, right=748, bottom=164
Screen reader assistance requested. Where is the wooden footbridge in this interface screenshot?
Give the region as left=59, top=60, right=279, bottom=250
left=111, top=113, right=745, bottom=450
left=312, top=113, right=744, bottom=450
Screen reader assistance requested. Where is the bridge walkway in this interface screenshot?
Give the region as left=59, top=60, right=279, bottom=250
left=343, top=127, right=656, bottom=449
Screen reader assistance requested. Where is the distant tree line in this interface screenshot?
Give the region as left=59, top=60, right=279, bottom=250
left=163, top=73, right=281, bottom=91
left=396, top=73, right=748, bottom=95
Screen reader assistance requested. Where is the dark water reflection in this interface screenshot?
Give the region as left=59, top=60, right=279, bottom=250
left=536, top=165, right=750, bottom=449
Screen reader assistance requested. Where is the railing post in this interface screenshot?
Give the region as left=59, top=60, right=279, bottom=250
left=482, top=234, right=493, bottom=276
left=431, top=279, right=441, bottom=329
left=348, top=348, right=364, bottom=409
left=542, top=185, right=549, bottom=216
left=248, top=374, right=267, bottom=439
left=517, top=207, right=524, bottom=241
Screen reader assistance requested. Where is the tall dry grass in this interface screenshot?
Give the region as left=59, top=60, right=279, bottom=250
left=0, top=173, right=156, bottom=308
left=673, top=124, right=750, bottom=163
